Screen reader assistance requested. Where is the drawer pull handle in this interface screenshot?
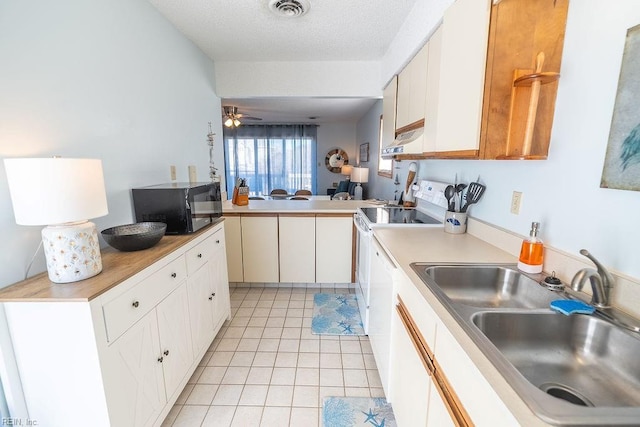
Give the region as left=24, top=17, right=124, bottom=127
left=171, top=272, right=177, bottom=278
left=197, top=253, right=203, bottom=258
left=164, top=350, right=170, bottom=356
left=132, top=301, right=140, bottom=308
left=157, top=356, right=163, bottom=363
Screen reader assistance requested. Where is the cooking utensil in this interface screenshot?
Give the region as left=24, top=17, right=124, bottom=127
left=460, top=182, right=486, bottom=213
left=405, top=162, right=417, bottom=194
left=455, top=183, right=467, bottom=211
left=445, top=185, right=455, bottom=212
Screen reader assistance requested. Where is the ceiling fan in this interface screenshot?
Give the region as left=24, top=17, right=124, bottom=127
left=222, top=106, right=262, bottom=128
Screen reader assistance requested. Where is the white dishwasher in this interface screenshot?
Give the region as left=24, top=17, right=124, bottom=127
left=368, top=236, right=397, bottom=396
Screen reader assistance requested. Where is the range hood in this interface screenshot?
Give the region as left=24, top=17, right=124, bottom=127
left=382, top=127, right=425, bottom=157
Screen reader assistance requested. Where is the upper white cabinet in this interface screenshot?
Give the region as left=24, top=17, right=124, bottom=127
left=279, top=215, right=316, bottom=283
left=423, top=25, right=443, bottom=154
left=382, top=76, right=398, bottom=150
left=435, top=0, right=491, bottom=155
left=396, top=43, right=429, bottom=131
left=241, top=215, right=279, bottom=282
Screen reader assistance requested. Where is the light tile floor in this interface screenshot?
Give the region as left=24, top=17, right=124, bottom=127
left=162, top=286, right=384, bottom=427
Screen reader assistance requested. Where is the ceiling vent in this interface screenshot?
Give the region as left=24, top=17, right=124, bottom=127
left=269, top=0, right=310, bottom=17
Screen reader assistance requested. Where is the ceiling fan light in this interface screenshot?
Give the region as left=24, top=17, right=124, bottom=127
left=224, top=118, right=234, bottom=128
left=233, top=119, right=241, bottom=127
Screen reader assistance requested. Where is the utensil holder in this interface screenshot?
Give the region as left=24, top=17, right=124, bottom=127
left=444, top=212, right=467, bottom=234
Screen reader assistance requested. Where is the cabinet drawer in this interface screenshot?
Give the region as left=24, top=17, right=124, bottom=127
left=103, top=256, right=187, bottom=342
left=186, top=231, right=222, bottom=275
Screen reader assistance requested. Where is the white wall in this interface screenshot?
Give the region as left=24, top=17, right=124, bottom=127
left=216, top=61, right=381, bottom=98
left=0, top=0, right=224, bottom=288
left=365, top=0, right=640, bottom=280
left=316, top=122, right=358, bottom=194
left=355, top=101, right=384, bottom=200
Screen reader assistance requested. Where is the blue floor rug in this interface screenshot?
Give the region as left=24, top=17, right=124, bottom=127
left=322, top=397, right=396, bottom=427
left=311, top=293, right=365, bottom=336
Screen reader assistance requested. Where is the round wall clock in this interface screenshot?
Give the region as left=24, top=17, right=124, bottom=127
left=325, top=148, right=349, bottom=173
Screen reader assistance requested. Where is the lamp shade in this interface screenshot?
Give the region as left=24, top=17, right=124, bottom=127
left=4, top=158, right=108, bottom=225
left=341, top=165, right=353, bottom=176
left=351, top=167, right=369, bottom=183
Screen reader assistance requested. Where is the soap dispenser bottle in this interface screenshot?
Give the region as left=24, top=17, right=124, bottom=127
left=518, top=221, right=544, bottom=274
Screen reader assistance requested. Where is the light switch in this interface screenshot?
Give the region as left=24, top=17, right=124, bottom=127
left=511, top=191, right=522, bottom=214
left=170, top=165, right=176, bottom=181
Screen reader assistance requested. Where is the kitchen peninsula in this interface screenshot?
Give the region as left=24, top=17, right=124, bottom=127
left=222, top=199, right=376, bottom=284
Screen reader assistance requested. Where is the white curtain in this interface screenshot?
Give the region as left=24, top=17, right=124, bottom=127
left=224, top=125, right=318, bottom=196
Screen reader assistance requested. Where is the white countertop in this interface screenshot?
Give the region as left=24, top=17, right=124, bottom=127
left=223, top=199, right=378, bottom=214
left=372, top=227, right=548, bottom=427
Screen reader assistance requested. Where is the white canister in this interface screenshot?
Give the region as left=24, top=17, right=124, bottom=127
left=444, top=211, right=467, bottom=234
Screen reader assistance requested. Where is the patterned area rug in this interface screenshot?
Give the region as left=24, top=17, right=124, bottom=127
left=322, top=397, right=396, bottom=427
left=311, top=293, right=365, bottom=336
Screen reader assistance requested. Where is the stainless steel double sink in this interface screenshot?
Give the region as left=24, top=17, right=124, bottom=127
left=411, top=263, right=640, bottom=426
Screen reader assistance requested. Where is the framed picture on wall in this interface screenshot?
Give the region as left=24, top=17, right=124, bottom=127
left=359, top=143, right=370, bottom=163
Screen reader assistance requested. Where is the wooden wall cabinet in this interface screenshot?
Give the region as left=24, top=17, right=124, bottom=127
left=480, top=0, right=569, bottom=160
left=382, top=76, right=398, bottom=151
left=387, top=0, right=569, bottom=161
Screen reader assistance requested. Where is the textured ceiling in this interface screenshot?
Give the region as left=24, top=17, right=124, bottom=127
left=149, top=0, right=417, bottom=122
left=149, top=0, right=419, bottom=62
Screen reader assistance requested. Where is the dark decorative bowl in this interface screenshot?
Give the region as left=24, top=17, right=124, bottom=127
left=101, top=222, right=167, bottom=252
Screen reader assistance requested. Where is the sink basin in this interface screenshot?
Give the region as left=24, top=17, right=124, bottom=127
left=410, top=262, right=640, bottom=424
left=473, top=311, right=640, bottom=409
left=411, top=264, right=558, bottom=309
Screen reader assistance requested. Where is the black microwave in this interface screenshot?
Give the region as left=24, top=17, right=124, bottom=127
left=132, top=182, right=222, bottom=234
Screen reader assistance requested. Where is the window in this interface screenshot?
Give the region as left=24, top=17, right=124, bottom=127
left=224, top=125, right=317, bottom=196
left=378, top=115, right=393, bottom=178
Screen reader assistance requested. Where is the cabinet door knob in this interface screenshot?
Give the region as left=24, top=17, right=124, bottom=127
left=216, top=240, right=220, bottom=244
left=208, top=295, right=213, bottom=300
left=132, top=301, right=140, bottom=308
left=197, top=253, right=202, bottom=258
left=164, top=350, right=170, bottom=356
left=212, top=292, right=216, bottom=297
left=157, top=356, right=164, bottom=363
left=171, top=272, right=177, bottom=278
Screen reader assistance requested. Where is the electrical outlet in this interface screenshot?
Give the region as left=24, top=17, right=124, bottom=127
left=170, top=165, right=176, bottom=181
left=511, top=191, right=523, bottom=214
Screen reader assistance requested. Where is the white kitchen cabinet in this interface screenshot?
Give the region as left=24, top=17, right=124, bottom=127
left=382, top=76, right=398, bottom=150
left=223, top=215, right=244, bottom=282
left=396, top=43, right=429, bottom=130
left=367, top=237, right=396, bottom=395
left=316, top=215, right=353, bottom=283
left=390, top=306, right=431, bottom=427
left=436, top=320, right=518, bottom=426
left=241, top=215, right=279, bottom=282
left=155, top=284, right=194, bottom=402
left=188, top=228, right=231, bottom=355
left=423, top=25, right=443, bottom=154
left=106, top=307, right=166, bottom=427
left=1, top=222, right=230, bottom=427
left=279, top=215, right=316, bottom=283
left=388, top=269, right=518, bottom=426
left=435, top=0, right=491, bottom=155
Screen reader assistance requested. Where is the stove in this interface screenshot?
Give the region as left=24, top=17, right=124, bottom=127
left=353, top=207, right=442, bottom=335
left=359, top=207, right=442, bottom=227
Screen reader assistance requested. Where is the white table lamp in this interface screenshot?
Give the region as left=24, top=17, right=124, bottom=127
left=4, top=158, right=109, bottom=283
left=351, top=167, right=369, bottom=200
